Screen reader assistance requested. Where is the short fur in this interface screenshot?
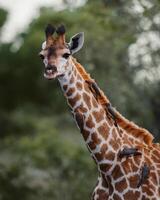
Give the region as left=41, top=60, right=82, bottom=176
left=72, top=58, right=154, bottom=146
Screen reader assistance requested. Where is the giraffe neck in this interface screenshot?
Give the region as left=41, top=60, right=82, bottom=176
left=58, top=59, right=160, bottom=199
left=58, top=58, right=120, bottom=173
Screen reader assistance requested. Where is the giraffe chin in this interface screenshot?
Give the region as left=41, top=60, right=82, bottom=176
left=44, top=72, right=64, bottom=80
left=44, top=72, right=58, bottom=80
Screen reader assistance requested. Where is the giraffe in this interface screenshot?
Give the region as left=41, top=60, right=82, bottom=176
left=39, top=24, right=160, bottom=200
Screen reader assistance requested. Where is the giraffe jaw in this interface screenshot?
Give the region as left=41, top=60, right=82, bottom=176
left=43, top=65, right=58, bottom=80
left=44, top=69, right=64, bottom=80
left=44, top=71, right=57, bottom=79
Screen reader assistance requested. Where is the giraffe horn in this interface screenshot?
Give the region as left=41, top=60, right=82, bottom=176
left=45, top=24, right=56, bottom=38
left=56, top=24, right=66, bottom=44
left=45, top=24, right=56, bottom=45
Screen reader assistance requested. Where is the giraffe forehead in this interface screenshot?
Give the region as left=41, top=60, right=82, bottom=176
left=41, top=41, right=69, bottom=52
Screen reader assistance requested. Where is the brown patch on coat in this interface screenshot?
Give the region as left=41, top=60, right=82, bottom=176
left=143, top=184, right=155, bottom=196
left=97, top=189, right=108, bottom=199
left=123, top=190, right=140, bottom=200
left=75, top=112, right=84, bottom=132
left=76, top=82, right=83, bottom=91
left=97, top=122, right=109, bottom=140
left=124, top=136, right=134, bottom=146
left=77, top=73, right=82, bottom=80
left=83, top=92, right=91, bottom=109
left=101, top=177, right=109, bottom=188
left=112, top=127, right=118, bottom=138
left=91, top=96, right=98, bottom=108
left=94, top=152, right=103, bottom=161
left=80, top=106, right=88, bottom=113
left=158, top=187, right=160, bottom=197
left=92, top=110, right=104, bottom=123
left=123, top=157, right=138, bottom=172
left=141, top=195, right=150, bottom=200
left=115, top=178, right=128, bottom=193
left=66, top=87, right=75, bottom=96
left=91, top=132, right=101, bottom=144
left=113, top=193, right=121, bottom=200
left=82, top=129, right=90, bottom=140
left=121, top=159, right=132, bottom=174
left=101, top=143, right=108, bottom=154
left=68, top=93, right=81, bottom=108
left=74, top=69, right=77, bottom=76
left=109, top=129, right=121, bottom=151
left=109, top=138, right=120, bottom=151
left=74, top=104, right=88, bottom=113
left=84, top=82, right=91, bottom=93
left=151, top=151, right=160, bottom=163
left=63, top=85, right=68, bottom=91
left=70, top=75, right=74, bottom=84
left=95, top=148, right=113, bottom=162
left=86, top=115, right=95, bottom=128
left=107, top=175, right=114, bottom=195
left=105, top=151, right=115, bottom=161
left=128, top=174, right=139, bottom=188
left=99, top=163, right=112, bottom=172
left=88, top=140, right=96, bottom=150
left=150, top=171, right=158, bottom=185
left=112, top=165, right=123, bottom=179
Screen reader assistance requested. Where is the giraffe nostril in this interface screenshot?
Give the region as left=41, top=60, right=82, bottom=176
left=52, top=66, right=57, bottom=72
left=39, top=54, right=44, bottom=60
left=46, top=65, right=52, bottom=70
left=46, top=65, right=57, bottom=72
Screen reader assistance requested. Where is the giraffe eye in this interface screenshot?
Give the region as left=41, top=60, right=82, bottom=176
left=62, top=53, right=70, bottom=59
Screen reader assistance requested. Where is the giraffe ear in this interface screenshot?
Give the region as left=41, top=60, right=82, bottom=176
left=69, top=32, right=84, bottom=54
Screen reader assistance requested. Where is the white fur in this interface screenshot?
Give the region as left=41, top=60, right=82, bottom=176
left=43, top=58, right=48, bottom=67
left=57, top=57, right=68, bottom=74
left=42, top=41, right=46, bottom=50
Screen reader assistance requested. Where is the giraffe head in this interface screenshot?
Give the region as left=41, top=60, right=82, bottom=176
left=39, top=24, right=84, bottom=79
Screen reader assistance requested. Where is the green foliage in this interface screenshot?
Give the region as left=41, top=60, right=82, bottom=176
left=0, top=8, right=7, bottom=29
left=0, top=111, right=96, bottom=200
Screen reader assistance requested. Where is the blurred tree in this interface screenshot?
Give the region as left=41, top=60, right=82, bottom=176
left=0, top=112, right=96, bottom=200
left=0, top=8, right=7, bottom=29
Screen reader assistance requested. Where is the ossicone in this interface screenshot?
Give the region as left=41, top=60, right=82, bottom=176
left=45, top=24, right=56, bottom=37
left=56, top=24, right=66, bottom=35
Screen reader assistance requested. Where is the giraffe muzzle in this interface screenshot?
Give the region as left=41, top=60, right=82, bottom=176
left=44, top=65, right=58, bottom=79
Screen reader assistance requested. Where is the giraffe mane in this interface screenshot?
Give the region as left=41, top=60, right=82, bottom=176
left=72, top=58, right=154, bottom=146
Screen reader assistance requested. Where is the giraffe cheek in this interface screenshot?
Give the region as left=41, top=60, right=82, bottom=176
left=57, top=58, right=67, bottom=74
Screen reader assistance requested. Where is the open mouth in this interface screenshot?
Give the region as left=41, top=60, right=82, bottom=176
left=44, top=65, right=57, bottom=79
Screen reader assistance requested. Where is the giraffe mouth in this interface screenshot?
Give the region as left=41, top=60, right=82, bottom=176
left=44, top=65, right=58, bottom=79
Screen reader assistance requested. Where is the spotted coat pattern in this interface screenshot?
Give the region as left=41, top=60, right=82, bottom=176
left=58, top=59, right=160, bottom=200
